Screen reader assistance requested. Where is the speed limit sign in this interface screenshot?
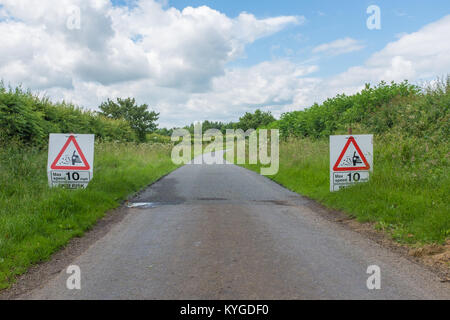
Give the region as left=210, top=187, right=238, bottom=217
left=47, top=134, right=94, bottom=188
left=330, top=135, right=373, bottom=192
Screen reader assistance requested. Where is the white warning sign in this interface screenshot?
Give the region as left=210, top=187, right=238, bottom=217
left=330, top=135, right=373, bottom=192
left=47, top=134, right=94, bottom=188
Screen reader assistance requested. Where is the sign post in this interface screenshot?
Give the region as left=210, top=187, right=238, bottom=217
left=47, top=134, right=94, bottom=189
left=330, top=134, right=373, bottom=192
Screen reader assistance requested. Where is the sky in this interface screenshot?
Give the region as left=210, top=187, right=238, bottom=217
left=0, top=0, right=449, bottom=128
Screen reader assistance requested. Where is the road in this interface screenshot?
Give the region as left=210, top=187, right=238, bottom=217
left=23, top=151, right=449, bottom=299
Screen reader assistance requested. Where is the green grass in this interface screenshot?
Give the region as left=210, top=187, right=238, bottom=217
left=0, top=141, right=178, bottom=289
left=228, top=134, right=449, bottom=245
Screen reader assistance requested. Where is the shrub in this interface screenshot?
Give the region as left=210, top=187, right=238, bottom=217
left=0, top=84, right=137, bottom=145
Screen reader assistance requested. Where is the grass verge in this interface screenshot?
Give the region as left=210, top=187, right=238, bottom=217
left=0, top=141, right=178, bottom=289
left=227, top=135, right=449, bottom=245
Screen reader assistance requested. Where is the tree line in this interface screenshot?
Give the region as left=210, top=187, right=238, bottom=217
left=176, top=77, right=449, bottom=145
left=0, top=81, right=277, bottom=146
left=275, top=78, right=449, bottom=141
left=2, top=77, right=448, bottom=146
left=0, top=84, right=160, bottom=145
left=181, top=109, right=276, bottom=134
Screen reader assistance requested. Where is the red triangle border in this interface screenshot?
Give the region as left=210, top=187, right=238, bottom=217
left=333, top=136, right=370, bottom=171
left=50, top=135, right=90, bottom=170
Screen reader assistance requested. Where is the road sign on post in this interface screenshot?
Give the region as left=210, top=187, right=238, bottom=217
left=330, top=134, right=373, bottom=192
left=47, top=134, right=94, bottom=189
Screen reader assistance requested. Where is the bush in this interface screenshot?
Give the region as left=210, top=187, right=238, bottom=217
left=0, top=84, right=137, bottom=145
left=278, top=80, right=423, bottom=138
left=146, top=133, right=172, bottom=144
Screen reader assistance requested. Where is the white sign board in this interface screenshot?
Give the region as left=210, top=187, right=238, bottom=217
left=47, top=134, right=94, bottom=188
left=330, top=135, right=373, bottom=192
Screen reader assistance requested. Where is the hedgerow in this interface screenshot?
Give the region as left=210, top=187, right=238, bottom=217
left=0, top=84, right=136, bottom=145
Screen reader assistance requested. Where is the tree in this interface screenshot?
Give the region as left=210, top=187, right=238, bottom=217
left=98, top=97, right=159, bottom=142
left=236, top=109, right=276, bottom=131
left=155, top=127, right=173, bottom=136
left=183, top=120, right=236, bottom=134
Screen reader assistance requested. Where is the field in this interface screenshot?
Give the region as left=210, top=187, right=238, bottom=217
left=0, top=141, right=178, bottom=289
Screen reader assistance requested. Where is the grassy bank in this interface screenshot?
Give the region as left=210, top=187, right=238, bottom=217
left=0, top=141, right=178, bottom=289
left=230, top=79, right=449, bottom=246
left=234, top=133, right=449, bottom=245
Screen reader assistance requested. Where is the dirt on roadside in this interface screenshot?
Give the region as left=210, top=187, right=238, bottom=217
left=408, top=241, right=450, bottom=282
left=304, top=198, right=450, bottom=283
left=0, top=205, right=131, bottom=300
left=1, top=186, right=448, bottom=299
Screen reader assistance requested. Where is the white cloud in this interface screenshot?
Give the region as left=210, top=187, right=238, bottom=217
left=0, top=0, right=300, bottom=92
left=326, top=15, right=450, bottom=93
left=184, top=60, right=319, bottom=120
left=41, top=60, right=319, bottom=127
left=0, top=1, right=449, bottom=128
left=110, top=4, right=300, bottom=91
left=312, top=37, right=365, bottom=55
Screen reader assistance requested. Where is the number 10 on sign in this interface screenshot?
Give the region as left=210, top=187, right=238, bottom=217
left=330, top=135, right=373, bottom=192
left=47, top=134, right=94, bottom=189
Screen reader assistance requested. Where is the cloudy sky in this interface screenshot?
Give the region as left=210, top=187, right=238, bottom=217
left=0, top=0, right=449, bottom=127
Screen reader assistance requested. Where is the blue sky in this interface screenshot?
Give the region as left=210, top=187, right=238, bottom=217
left=167, top=0, right=450, bottom=77
left=1, top=0, right=449, bottom=127
left=109, top=0, right=450, bottom=77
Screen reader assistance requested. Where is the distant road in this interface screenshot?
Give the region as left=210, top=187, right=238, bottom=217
left=23, top=151, right=449, bottom=299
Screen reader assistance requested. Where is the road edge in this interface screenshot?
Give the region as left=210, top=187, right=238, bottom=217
left=0, top=167, right=184, bottom=300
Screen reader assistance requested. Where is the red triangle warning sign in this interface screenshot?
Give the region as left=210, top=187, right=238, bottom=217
left=50, top=135, right=90, bottom=170
left=333, top=136, right=370, bottom=171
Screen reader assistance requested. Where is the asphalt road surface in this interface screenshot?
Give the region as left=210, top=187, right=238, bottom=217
left=23, top=151, right=449, bottom=299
